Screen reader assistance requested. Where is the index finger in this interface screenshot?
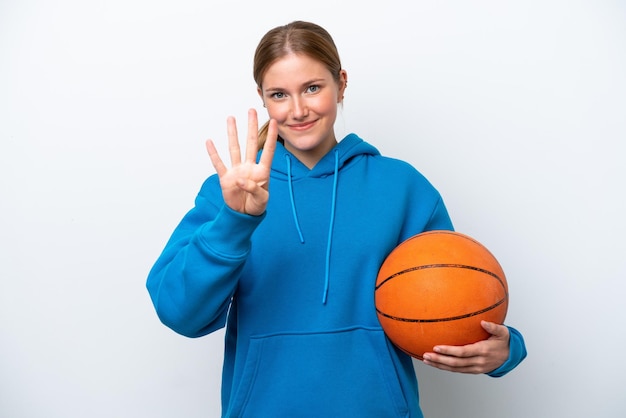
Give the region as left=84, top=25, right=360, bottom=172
left=431, top=338, right=486, bottom=359
left=258, top=118, right=278, bottom=168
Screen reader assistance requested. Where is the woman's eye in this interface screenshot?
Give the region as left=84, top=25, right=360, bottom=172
left=271, top=92, right=285, bottom=99
left=307, top=85, right=319, bottom=93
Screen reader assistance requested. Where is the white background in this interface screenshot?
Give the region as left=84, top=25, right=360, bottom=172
left=1, top=1, right=625, bottom=417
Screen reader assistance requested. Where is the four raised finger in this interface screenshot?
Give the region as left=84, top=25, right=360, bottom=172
left=259, top=118, right=278, bottom=170
left=245, top=108, right=260, bottom=163
left=205, top=139, right=227, bottom=178
left=227, top=116, right=242, bottom=166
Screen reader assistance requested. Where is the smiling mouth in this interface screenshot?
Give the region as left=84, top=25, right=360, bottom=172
left=288, top=120, right=317, bottom=131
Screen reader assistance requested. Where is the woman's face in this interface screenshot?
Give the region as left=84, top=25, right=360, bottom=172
left=258, top=53, right=347, bottom=168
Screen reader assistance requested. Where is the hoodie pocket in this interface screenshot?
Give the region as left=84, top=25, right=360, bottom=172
left=228, top=327, right=410, bottom=418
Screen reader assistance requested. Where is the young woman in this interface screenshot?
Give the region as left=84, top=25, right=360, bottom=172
left=147, top=20, right=526, bottom=418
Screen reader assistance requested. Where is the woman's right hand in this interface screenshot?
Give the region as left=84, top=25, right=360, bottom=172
left=205, top=108, right=278, bottom=216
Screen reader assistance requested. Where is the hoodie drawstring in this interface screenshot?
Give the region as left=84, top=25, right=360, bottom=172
left=285, top=151, right=340, bottom=305
left=285, top=155, right=305, bottom=243
left=322, top=150, right=340, bottom=304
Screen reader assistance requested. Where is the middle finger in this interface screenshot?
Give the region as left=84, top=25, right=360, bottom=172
left=245, top=108, right=259, bottom=163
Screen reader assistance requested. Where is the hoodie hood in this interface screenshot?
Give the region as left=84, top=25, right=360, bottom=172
left=265, top=133, right=379, bottom=304
left=268, top=133, right=380, bottom=179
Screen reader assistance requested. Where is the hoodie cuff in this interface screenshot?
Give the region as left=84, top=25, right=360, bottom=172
left=196, top=204, right=265, bottom=258
left=487, top=325, right=528, bottom=378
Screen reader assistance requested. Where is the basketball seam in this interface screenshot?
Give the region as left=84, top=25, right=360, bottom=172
left=375, top=263, right=506, bottom=290
left=375, top=296, right=508, bottom=323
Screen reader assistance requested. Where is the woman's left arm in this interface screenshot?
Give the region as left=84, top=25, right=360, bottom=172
left=422, top=321, right=527, bottom=376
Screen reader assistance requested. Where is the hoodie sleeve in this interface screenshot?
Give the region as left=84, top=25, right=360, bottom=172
left=146, top=176, right=264, bottom=337
left=487, top=326, right=528, bottom=377
left=426, top=195, right=528, bottom=377
left=424, top=196, right=455, bottom=232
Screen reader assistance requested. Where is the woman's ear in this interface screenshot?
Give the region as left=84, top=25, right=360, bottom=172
left=257, top=87, right=266, bottom=107
left=338, top=69, right=348, bottom=102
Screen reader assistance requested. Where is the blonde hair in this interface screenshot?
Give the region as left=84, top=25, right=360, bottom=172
left=253, top=21, right=343, bottom=149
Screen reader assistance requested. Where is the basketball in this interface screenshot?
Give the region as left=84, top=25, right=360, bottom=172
left=375, top=230, right=508, bottom=360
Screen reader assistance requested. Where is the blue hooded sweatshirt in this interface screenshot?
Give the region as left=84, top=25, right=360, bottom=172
left=146, top=133, right=527, bottom=417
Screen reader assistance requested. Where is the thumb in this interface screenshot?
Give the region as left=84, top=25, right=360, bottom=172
left=481, top=321, right=509, bottom=339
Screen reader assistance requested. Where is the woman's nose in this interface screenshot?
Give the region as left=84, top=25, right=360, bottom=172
left=291, top=96, right=308, bottom=119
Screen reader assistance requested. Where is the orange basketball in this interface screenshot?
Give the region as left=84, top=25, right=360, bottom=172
left=375, top=230, right=508, bottom=360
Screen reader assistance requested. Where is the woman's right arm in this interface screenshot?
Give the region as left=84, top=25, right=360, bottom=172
left=146, top=109, right=277, bottom=338
left=146, top=177, right=265, bottom=337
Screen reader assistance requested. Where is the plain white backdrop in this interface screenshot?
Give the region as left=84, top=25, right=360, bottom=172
left=1, top=1, right=625, bottom=417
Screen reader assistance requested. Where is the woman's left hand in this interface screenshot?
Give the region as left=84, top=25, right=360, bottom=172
left=422, top=321, right=510, bottom=374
